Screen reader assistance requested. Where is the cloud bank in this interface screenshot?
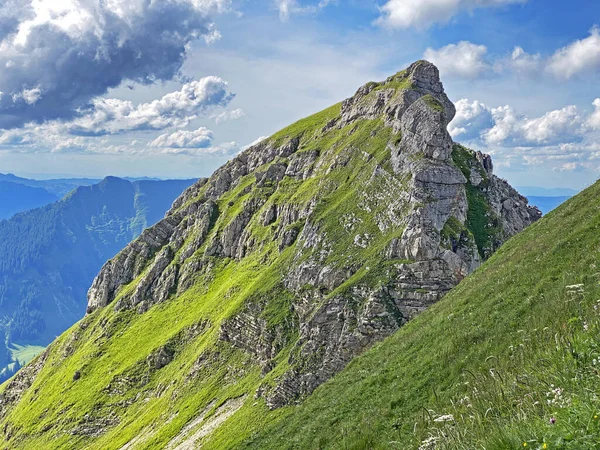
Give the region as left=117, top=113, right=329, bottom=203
left=425, top=28, right=600, bottom=81
left=548, top=26, right=600, bottom=80
left=0, top=0, right=230, bottom=129
left=150, top=128, right=214, bottom=149
left=67, top=77, right=234, bottom=136
left=449, top=98, right=600, bottom=174
left=450, top=99, right=593, bottom=147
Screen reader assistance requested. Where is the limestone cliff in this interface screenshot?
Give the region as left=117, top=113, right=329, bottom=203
left=0, top=61, right=540, bottom=449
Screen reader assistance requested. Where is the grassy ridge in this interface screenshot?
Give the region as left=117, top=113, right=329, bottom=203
left=239, top=180, right=600, bottom=449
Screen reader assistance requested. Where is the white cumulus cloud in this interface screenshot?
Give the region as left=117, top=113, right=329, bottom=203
left=149, top=128, right=214, bottom=149
left=212, top=108, right=245, bottom=124
left=12, top=87, right=42, bottom=105
left=376, top=0, right=526, bottom=29
left=0, top=0, right=231, bottom=128
left=588, top=98, right=600, bottom=130
left=424, top=41, right=489, bottom=78
left=484, top=104, right=584, bottom=147
left=67, top=77, right=234, bottom=136
left=547, top=27, right=600, bottom=80
left=505, top=46, right=542, bottom=76
left=449, top=99, right=494, bottom=139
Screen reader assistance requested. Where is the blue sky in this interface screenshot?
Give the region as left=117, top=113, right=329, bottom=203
left=0, top=0, right=599, bottom=190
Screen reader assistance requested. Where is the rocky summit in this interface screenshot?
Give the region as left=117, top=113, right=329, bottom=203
left=0, top=61, right=540, bottom=449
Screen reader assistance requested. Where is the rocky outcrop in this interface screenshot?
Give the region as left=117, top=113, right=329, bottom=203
left=0, top=347, right=50, bottom=420
left=83, top=60, right=540, bottom=411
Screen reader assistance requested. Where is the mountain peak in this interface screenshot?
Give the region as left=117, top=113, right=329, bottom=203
left=338, top=60, right=455, bottom=139
left=82, top=61, right=538, bottom=407
left=405, top=60, right=442, bottom=89
left=98, top=176, right=129, bottom=186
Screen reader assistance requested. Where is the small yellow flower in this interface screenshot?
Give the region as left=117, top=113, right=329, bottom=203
left=523, top=444, right=527, bottom=448
left=595, top=415, right=598, bottom=419
left=543, top=444, right=548, bottom=449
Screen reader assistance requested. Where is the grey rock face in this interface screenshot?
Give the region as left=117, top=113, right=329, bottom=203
left=85, top=60, right=540, bottom=410
left=264, top=289, right=403, bottom=409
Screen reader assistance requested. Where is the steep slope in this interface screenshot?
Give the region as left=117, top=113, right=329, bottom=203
left=243, top=178, right=600, bottom=449
left=0, top=177, right=195, bottom=382
left=0, top=181, right=59, bottom=220
left=0, top=61, right=539, bottom=449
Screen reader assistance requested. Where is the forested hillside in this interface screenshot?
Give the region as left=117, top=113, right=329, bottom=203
left=0, top=181, right=58, bottom=220
left=0, top=177, right=195, bottom=382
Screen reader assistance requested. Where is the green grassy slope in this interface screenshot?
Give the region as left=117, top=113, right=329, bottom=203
left=241, top=180, right=600, bottom=449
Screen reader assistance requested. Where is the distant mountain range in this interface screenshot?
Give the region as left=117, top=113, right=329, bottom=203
left=0, top=176, right=196, bottom=382
left=0, top=174, right=181, bottom=220
left=516, top=185, right=578, bottom=197
left=0, top=181, right=59, bottom=220
left=526, top=196, right=572, bottom=215
left=515, top=186, right=579, bottom=215
left=0, top=173, right=100, bottom=220
left=0, top=172, right=100, bottom=196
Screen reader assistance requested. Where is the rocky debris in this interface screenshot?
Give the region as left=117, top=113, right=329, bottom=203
left=208, top=197, right=266, bottom=259
left=0, top=348, right=50, bottom=419
left=476, top=151, right=493, bottom=174
left=148, top=346, right=174, bottom=370
left=219, top=303, right=280, bottom=372
left=81, top=60, right=540, bottom=411
left=166, top=396, right=246, bottom=449
left=68, top=412, right=120, bottom=437
left=170, top=179, right=208, bottom=211
left=485, top=175, right=542, bottom=238
left=105, top=374, right=144, bottom=396
left=394, top=96, right=454, bottom=163
left=262, top=204, right=277, bottom=226
left=87, top=214, right=183, bottom=313
left=279, top=226, right=300, bottom=251
left=73, top=370, right=81, bottom=381
left=256, top=163, right=287, bottom=187
left=261, top=288, right=403, bottom=409
left=286, top=149, right=320, bottom=179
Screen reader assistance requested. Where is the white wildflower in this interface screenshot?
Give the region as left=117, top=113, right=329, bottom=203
left=434, top=414, right=455, bottom=423
left=419, top=436, right=438, bottom=450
